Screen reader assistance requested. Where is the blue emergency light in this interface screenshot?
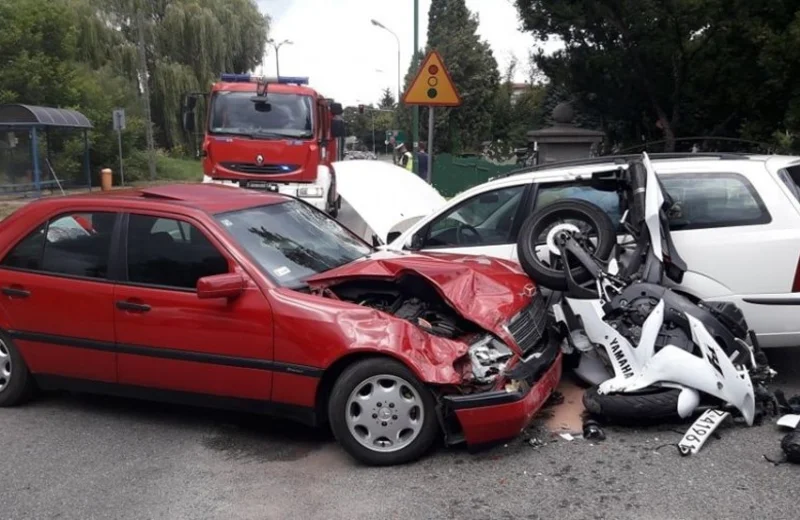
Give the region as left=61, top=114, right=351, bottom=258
left=219, top=73, right=309, bottom=85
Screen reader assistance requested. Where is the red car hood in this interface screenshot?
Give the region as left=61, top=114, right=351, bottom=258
left=306, top=251, right=536, bottom=352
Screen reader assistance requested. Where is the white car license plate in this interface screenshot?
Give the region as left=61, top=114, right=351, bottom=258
left=678, top=409, right=730, bottom=456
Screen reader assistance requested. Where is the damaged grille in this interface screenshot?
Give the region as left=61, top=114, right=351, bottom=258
left=507, top=292, right=548, bottom=355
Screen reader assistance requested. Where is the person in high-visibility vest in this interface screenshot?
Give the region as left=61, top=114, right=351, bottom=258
left=396, top=142, right=414, bottom=172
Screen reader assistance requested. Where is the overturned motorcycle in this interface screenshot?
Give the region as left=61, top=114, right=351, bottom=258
left=515, top=153, right=775, bottom=428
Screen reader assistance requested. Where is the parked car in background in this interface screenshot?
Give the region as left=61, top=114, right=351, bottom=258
left=375, top=153, right=800, bottom=348
left=0, top=184, right=559, bottom=466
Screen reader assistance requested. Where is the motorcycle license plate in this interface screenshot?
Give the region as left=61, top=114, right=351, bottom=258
left=247, top=181, right=279, bottom=191
left=677, top=409, right=730, bottom=456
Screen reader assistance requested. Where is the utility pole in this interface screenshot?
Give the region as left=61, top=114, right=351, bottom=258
left=412, top=0, right=420, bottom=176
left=135, top=8, right=156, bottom=181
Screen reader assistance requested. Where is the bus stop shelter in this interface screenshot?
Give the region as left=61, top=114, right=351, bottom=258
left=0, top=104, right=93, bottom=196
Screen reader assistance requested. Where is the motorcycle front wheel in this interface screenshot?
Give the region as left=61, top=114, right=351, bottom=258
left=516, top=199, right=616, bottom=290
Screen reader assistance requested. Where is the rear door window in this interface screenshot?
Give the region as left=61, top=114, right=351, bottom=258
left=1, top=212, right=116, bottom=279
left=660, top=173, right=770, bottom=230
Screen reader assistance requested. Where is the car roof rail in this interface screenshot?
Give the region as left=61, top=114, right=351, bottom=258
left=494, top=152, right=750, bottom=180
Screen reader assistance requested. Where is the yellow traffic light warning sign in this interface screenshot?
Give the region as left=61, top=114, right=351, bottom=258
left=402, top=50, right=462, bottom=107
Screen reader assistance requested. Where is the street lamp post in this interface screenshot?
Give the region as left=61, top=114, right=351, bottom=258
left=370, top=19, right=401, bottom=105
left=267, top=39, right=293, bottom=77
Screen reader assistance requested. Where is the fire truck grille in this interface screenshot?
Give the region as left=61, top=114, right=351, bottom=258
left=220, top=162, right=300, bottom=175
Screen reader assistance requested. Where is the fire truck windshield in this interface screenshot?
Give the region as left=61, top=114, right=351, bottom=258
left=209, top=91, right=314, bottom=139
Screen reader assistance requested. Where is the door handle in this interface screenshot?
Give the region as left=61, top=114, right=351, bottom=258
left=2, top=286, right=30, bottom=298
left=116, top=300, right=151, bottom=313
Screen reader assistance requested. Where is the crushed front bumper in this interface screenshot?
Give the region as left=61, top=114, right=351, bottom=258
left=442, top=337, right=562, bottom=446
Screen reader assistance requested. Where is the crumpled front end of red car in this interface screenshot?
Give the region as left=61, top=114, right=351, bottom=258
left=309, top=252, right=563, bottom=447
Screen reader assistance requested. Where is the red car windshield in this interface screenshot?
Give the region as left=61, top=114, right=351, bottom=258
left=215, top=200, right=372, bottom=288
left=209, top=91, right=314, bottom=139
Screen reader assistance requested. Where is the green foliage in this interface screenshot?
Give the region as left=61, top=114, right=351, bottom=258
left=396, top=0, right=500, bottom=154
left=0, top=0, right=269, bottom=184
left=379, top=88, right=395, bottom=109
left=125, top=151, right=201, bottom=183
left=514, top=0, right=800, bottom=152
left=0, top=0, right=81, bottom=107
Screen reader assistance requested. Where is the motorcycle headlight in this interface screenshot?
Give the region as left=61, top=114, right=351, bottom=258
left=297, top=186, right=324, bottom=198
left=468, top=335, right=513, bottom=384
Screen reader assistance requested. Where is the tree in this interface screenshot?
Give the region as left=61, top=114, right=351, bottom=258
left=514, top=0, right=800, bottom=152
left=396, top=0, right=500, bottom=154
left=426, top=0, right=499, bottom=153
left=378, top=88, right=395, bottom=109
left=0, top=0, right=81, bottom=107
left=86, top=0, right=270, bottom=149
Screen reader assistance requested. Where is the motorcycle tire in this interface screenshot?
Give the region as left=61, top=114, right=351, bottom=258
left=516, top=199, right=617, bottom=291
left=583, top=385, right=681, bottom=422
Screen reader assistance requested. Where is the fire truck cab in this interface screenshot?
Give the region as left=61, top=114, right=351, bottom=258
left=182, top=74, right=345, bottom=215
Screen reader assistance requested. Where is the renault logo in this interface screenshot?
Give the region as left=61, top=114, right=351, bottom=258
left=255, top=154, right=264, bottom=165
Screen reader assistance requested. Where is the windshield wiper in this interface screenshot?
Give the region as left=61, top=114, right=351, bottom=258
left=250, top=132, right=285, bottom=140
left=251, top=131, right=312, bottom=140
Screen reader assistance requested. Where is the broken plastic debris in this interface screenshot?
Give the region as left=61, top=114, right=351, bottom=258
left=583, top=419, right=606, bottom=441
left=781, top=431, right=800, bottom=464
left=777, top=414, right=800, bottom=430
left=559, top=433, right=575, bottom=441
left=527, top=438, right=546, bottom=449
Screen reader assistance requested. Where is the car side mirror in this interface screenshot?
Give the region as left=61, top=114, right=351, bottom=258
left=407, top=231, right=425, bottom=251
left=197, top=272, right=245, bottom=300
left=387, top=231, right=402, bottom=244
left=332, top=119, right=346, bottom=138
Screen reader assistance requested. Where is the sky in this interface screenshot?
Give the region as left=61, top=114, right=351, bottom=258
left=254, top=0, right=562, bottom=106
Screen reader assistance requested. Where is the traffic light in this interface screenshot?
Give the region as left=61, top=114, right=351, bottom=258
left=358, top=104, right=365, bottom=114
left=425, top=64, right=439, bottom=100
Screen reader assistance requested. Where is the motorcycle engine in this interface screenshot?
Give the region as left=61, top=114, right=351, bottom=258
left=613, top=296, right=694, bottom=353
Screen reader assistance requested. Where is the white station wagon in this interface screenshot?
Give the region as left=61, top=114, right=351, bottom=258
left=336, top=154, right=800, bottom=349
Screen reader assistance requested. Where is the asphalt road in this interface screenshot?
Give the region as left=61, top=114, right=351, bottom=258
left=4, top=349, right=800, bottom=520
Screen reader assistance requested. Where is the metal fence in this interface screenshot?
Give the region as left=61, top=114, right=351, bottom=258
left=431, top=153, right=519, bottom=197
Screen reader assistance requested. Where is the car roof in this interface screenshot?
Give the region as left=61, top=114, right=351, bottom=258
left=474, top=153, right=800, bottom=194
left=12, top=184, right=290, bottom=217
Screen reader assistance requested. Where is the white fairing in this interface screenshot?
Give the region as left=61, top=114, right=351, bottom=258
left=641, top=152, right=665, bottom=261
left=333, top=159, right=446, bottom=244
left=611, top=313, right=756, bottom=425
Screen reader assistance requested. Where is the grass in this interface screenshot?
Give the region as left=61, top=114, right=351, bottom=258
left=125, top=154, right=203, bottom=184
left=150, top=155, right=203, bottom=182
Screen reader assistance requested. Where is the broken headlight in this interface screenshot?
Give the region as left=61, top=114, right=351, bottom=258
left=468, top=335, right=513, bottom=384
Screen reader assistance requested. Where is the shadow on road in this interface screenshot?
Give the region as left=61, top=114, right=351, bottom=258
left=40, top=389, right=335, bottom=463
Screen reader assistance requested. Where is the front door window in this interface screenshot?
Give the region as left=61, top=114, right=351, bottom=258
left=422, top=185, right=527, bottom=248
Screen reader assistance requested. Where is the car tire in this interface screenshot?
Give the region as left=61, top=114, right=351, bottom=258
left=0, top=332, right=35, bottom=407
left=583, top=385, right=681, bottom=422
left=516, top=199, right=616, bottom=291
left=328, top=358, right=439, bottom=466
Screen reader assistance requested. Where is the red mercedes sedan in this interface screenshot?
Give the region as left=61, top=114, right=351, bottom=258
left=0, top=184, right=561, bottom=465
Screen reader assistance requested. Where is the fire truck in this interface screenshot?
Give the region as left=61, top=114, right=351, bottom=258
left=181, top=74, right=346, bottom=215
